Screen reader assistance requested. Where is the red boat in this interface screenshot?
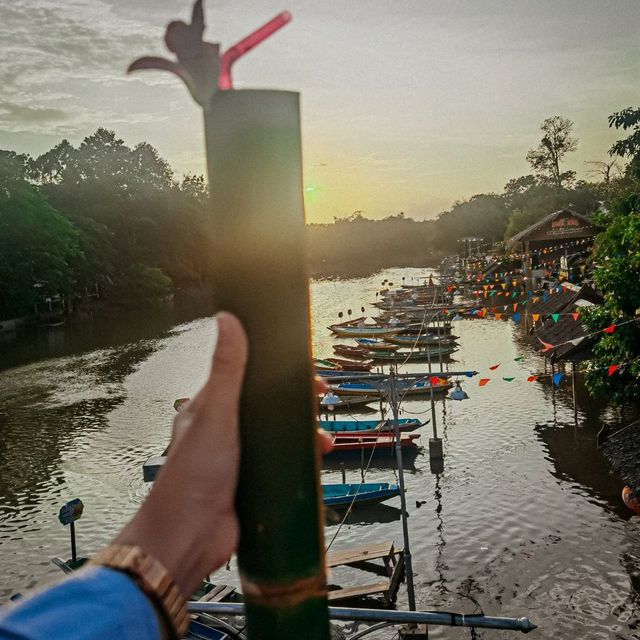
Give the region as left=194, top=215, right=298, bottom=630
left=332, top=344, right=370, bottom=360
left=326, top=433, right=420, bottom=454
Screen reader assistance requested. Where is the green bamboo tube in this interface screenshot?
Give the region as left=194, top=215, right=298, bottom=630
left=204, top=90, right=329, bottom=640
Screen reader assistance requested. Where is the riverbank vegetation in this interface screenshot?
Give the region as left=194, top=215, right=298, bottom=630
left=0, top=110, right=638, bottom=321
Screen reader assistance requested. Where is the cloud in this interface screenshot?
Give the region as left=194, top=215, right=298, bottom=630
left=0, top=101, right=70, bottom=124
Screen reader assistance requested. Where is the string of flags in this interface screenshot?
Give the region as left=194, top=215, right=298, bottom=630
left=468, top=355, right=628, bottom=389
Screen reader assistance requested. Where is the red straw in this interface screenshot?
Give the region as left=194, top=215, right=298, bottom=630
left=218, top=11, right=292, bottom=90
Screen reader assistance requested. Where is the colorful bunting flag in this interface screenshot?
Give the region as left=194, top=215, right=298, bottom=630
left=495, top=312, right=502, bottom=320
left=513, top=303, right=518, bottom=312
left=527, top=375, right=538, bottom=382
left=512, top=280, right=517, bottom=287
left=479, top=378, right=490, bottom=386
left=514, top=356, right=524, bottom=361
left=513, top=312, right=521, bottom=322
left=551, top=313, right=560, bottom=323
left=502, top=377, right=515, bottom=382
left=538, top=339, right=554, bottom=352
left=501, top=283, right=507, bottom=290
left=608, top=365, right=619, bottom=376
left=603, top=323, right=616, bottom=334
left=552, top=372, right=564, bottom=386
left=489, top=363, right=500, bottom=370
left=532, top=313, right=540, bottom=322
left=571, top=312, right=579, bottom=321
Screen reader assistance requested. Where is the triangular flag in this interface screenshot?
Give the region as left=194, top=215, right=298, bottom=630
left=568, top=337, right=584, bottom=346
left=489, top=284, right=495, bottom=289
left=502, top=377, right=515, bottom=382
left=479, top=378, right=490, bottom=386
left=513, top=303, right=518, bottom=312
left=483, top=284, right=489, bottom=291
left=571, top=312, right=579, bottom=321
left=484, top=291, right=488, bottom=298
left=532, top=313, right=540, bottom=322
left=465, top=371, right=474, bottom=377
left=513, top=312, right=521, bottom=322
left=489, top=363, right=501, bottom=370
left=552, top=372, right=564, bottom=386
left=608, top=365, right=619, bottom=376
left=532, top=297, right=539, bottom=303
left=489, top=290, right=496, bottom=297
left=551, top=313, right=560, bottom=323
left=514, top=356, right=524, bottom=361
left=527, top=375, right=538, bottom=382
left=603, top=323, right=616, bottom=334
left=501, top=283, right=507, bottom=290
left=511, top=291, right=518, bottom=298
left=512, top=280, right=517, bottom=287
left=495, top=312, right=502, bottom=320
left=538, top=339, right=554, bottom=352
left=429, top=376, right=442, bottom=385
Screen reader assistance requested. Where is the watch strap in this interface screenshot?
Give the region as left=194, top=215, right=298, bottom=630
left=90, top=545, right=189, bottom=639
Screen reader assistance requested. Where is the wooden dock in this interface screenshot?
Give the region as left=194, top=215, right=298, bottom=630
left=326, top=540, right=404, bottom=604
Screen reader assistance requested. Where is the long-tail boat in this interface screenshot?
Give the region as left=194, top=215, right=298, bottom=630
left=329, top=324, right=402, bottom=338
left=318, top=418, right=425, bottom=435
left=325, top=357, right=373, bottom=371
left=355, top=338, right=399, bottom=351
left=322, top=482, right=400, bottom=507
left=325, top=433, right=420, bottom=454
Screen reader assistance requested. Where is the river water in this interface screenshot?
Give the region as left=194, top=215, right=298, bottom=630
left=1, top=267, right=638, bottom=639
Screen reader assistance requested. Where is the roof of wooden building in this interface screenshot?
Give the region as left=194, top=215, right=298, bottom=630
left=507, top=208, right=597, bottom=247
left=528, top=284, right=603, bottom=362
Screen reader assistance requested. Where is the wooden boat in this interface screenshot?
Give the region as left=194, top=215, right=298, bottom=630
left=326, top=357, right=373, bottom=371
left=319, top=418, right=424, bottom=435
left=326, top=316, right=366, bottom=330
left=329, top=379, right=452, bottom=397
left=326, top=433, right=420, bottom=454
left=318, top=395, right=377, bottom=410
left=332, top=344, right=370, bottom=360
left=370, top=346, right=457, bottom=361
left=329, top=325, right=402, bottom=338
left=322, top=482, right=400, bottom=507
left=314, top=358, right=341, bottom=371
left=355, top=338, right=398, bottom=351
left=386, top=334, right=458, bottom=346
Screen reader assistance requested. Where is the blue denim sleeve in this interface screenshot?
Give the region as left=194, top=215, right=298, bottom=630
left=0, top=566, right=160, bottom=640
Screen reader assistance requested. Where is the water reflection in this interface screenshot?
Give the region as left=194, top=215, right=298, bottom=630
left=0, top=268, right=638, bottom=638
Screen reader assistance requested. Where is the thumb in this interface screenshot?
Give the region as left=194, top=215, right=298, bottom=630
left=196, top=312, right=248, bottom=417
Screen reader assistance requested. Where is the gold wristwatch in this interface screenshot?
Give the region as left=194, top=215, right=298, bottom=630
left=90, top=545, right=189, bottom=639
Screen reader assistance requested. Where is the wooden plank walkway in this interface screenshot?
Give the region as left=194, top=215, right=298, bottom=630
left=326, top=540, right=404, bottom=604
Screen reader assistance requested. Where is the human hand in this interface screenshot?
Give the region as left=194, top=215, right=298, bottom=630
left=115, top=312, right=247, bottom=597
left=115, top=312, right=331, bottom=598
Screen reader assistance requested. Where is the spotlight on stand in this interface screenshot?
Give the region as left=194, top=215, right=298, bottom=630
left=320, top=392, right=342, bottom=411
left=448, top=381, right=469, bottom=401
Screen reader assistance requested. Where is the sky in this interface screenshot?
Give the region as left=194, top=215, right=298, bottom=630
left=0, top=0, right=638, bottom=223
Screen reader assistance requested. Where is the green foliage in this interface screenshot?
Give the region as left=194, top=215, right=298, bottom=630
left=1, top=129, right=215, bottom=317
left=503, top=181, right=599, bottom=239
left=307, top=212, right=436, bottom=276
left=0, top=154, right=81, bottom=320
left=608, top=107, right=640, bottom=160
left=582, top=196, right=640, bottom=403
left=526, top=116, right=578, bottom=189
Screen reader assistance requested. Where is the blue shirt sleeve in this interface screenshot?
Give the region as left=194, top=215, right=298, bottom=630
left=0, top=566, right=160, bottom=640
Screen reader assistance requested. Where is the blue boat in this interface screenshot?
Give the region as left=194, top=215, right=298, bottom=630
left=318, top=418, right=424, bottom=434
left=322, top=482, right=400, bottom=507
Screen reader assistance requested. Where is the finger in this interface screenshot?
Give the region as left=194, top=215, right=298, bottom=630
left=190, top=312, right=248, bottom=418
left=317, top=429, right=333, bottom=454
left=314, top=376, right=328, bottom=395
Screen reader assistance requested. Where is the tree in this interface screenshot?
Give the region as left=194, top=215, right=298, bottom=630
left=526, top=116, right=578, bottom=189
left=608, top=107, right=640, bottom=181
left=0, top=153, right=81, bottom=320
left=582, top=195, right=640, bottom=403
